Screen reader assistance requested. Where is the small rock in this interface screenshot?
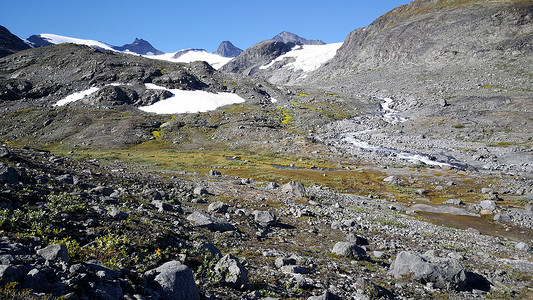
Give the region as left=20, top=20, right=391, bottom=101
left=37, top=244, right=69, bottom=262
left=331, top=242, right=366, bottom=259
left=193, top=186, right=208, bottom=196
left=109, top=208, right=129, bottom=220
left=443, top=199, right=464, bottom=205
left=267, top=182, right=280, bottom=189
left=187, top=211, right=235, bottom=232
left=281, top=181, right=306, bottom=197
left=280, top=265, right=308, bottom=274
left=516, top=242, right=532, bottom=252
left=346, top=233, right=368, bottom=245
left=209, top=169, right=221, bottom=176
left=275, top=257, right=297, bottom=269
left=152, top=200, right=173, bottom=212
left=481, top=188, right=494, bottom=194
left=208, top=201, right=229, bottom=214
left=479, top=200, right=497, bottom=211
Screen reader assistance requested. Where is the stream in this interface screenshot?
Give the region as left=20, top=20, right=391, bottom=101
left=338, top=97, right=463, bottom=169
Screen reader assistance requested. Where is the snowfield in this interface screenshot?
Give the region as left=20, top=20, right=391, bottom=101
left=260, top=42, right=342, bottom=73
left=139, top=84, right=245, bottom=114
left=146, top=50, right=232, bottom=70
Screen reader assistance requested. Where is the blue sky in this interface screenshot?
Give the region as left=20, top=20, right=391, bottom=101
left=1, top=1, right=412, bottom=53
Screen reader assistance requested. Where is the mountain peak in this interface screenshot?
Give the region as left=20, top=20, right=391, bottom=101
left=213, top=41, right=243, bottom=58
left=113, top=38, right=164, bottom=55
left=0, top=26, right=31, bottom=58
left=272, top=31, right=325, bottom=45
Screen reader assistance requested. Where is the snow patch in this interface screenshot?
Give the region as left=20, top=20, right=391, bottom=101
left=140, top=84, right=245, bottom=114
left=260, top=43, right=342, bottom=74
left=39, top=34, right=116, bottom=52
left=54, top=87, right=100, bottom=107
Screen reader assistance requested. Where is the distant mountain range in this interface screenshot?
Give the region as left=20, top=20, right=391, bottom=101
left=1, top=29, right=336, bottom=75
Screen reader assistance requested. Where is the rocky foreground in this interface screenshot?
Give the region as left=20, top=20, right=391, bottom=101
left=0, top=145, right=532, bottom=300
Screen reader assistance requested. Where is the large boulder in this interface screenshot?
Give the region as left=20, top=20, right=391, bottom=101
left=389, top=251, right=467, bottom=290
left=149, top=261, right=200, bottom=300
left=214, top=254, right=248, bottom=289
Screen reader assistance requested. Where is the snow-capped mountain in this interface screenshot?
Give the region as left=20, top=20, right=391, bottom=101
left=24, top=33, right=232, bottom=69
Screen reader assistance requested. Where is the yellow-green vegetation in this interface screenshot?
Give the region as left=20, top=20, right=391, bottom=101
left=277, top=106, right=293, bottom=125
left=54, top=144, right=392, bottom=195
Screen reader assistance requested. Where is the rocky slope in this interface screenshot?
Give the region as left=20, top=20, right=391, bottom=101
left=0, top=25, right=31, bottom=58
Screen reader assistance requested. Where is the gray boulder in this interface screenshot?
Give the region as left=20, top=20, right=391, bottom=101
left=36, top=244, right=69, bottom=262
left=253, top=210, right=277, bottom=227
left=331, top=242, right=366, bottom=259
left=151, top=261, right=199, bottom=300
left=0, top=163, right=18, bottom=184
left=208, top=201, right=229, bottom=213
left=389, top=251, right=467, bottom=290
left=187, top=211, right=235, bottom=232
left=109, top=208, right=129, bottom=220
left=215, top=254, right=248, bottom=289
left=282, top=181, right=306, bottom=197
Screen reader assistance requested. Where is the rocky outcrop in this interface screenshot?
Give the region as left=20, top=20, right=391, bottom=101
left=0, top=25, right=31, bottom=58
left=213, top=41, right=243, bottom=57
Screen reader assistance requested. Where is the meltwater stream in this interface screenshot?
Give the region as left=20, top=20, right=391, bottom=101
left=339, top=97, right=455, bottom=168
